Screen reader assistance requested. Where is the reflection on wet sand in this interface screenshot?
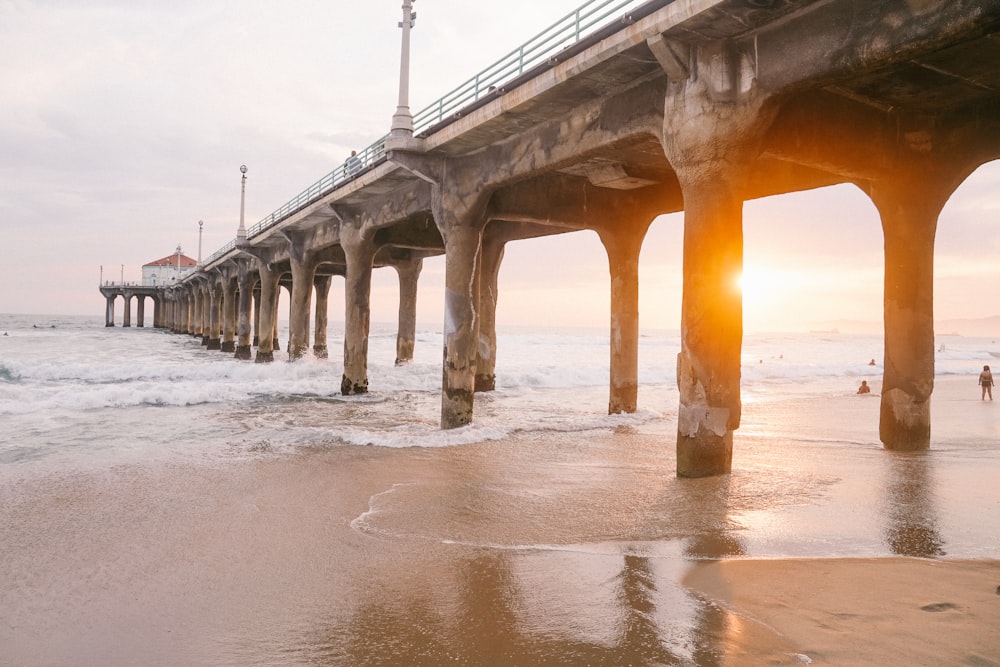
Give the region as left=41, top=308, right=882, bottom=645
left=331, top=549, right=741, bottom=666
left=328, top=452, right=760, bottom=666
left=881, top=452, right=945, bottom=557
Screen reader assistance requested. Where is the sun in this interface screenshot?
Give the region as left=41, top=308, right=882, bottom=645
left=734, top=266, right=792, bottom=313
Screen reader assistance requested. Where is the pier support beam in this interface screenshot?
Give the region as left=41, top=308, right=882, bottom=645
left=393, top=256, right=422, bottom=366
left=255, top=265, right=279, bottom=363
left=659, top=45, right=778, bottom=477
left=136, top=296, right=145, bottom=328
left=287, top=241, right=320, bottom=361
left=235, top=261, right=254, bottom=360
left=863, top=132, right=982, bottom=449
left=252, top=284, right=261, bottom=347
left=474, top=229, right=504, bottom=391
left=341, top=223, right=376, bottom=395
left=313, top=274, right=332, bottom=359
left=599, top=227, right=645, bottom=415
left=105, top=295, right=115, bottom=327
left=192, top=286, right=205, bottom=340
left=123, top=294, right=132, bottom=328
left=207, top=282, right=222, bottom=350
left=221, top=277, right=237, bottom=353
left=440, top=219, right=486, bottom=428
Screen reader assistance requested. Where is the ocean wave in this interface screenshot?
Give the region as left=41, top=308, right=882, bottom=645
left=0, top=363, right=20, bottom=382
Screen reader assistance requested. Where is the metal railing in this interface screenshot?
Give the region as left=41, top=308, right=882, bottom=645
left=195, top=0, right=659, bottom=276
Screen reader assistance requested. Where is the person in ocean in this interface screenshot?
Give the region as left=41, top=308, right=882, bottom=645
left=979, top=365, right=994, bottom=401
left=857, top=380, right=871, bottom=394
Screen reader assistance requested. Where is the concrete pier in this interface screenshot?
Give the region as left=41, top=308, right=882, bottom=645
left=103, top=0, right=1000, bottom=476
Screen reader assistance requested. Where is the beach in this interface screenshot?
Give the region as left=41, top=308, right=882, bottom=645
left=1, top=317, right=999, bottom=664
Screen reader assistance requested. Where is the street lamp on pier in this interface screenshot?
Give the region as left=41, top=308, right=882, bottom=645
left=198, top=220, right=204, bottom=267
left=390, top=0, right=416, bottom=138
left=120, top=264, right=124, bottom=285
left=238, top=165, right=248, bottom=242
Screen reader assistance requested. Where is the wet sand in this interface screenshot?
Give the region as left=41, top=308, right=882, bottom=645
left=2, top=375, right=999, bottom=665
left=684, top=558, right=1000, bottom=666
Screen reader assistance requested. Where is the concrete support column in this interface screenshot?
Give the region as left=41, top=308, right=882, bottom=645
left=440, top=222, right=485, bottom=428
left=123, top=294, right=132, bottom=328
left=182, top=293, right=192, bottom=335
left=136, top=296, right=145, bottom=328
left=288, top=255, right=320, bottom=361
left=313, top=274, right=333, bottom=359
left=255, top=266, right=279, bottom=363
left=273, top=285, right=284, bottom=351
left=341, top=225, right=376, bottom=395
left=153, top=298, right=161, bottom=328
left=660, top=58, right=777, bottom=477
left=105, top=295, right=115, bottom=327
left=221, top=279, right=237, bottom=353
left=866, top=161, right=966, bottom=450
left=474, top=231, right=505, bottom=391
left=192, top=287, right=204, bottom=340
left=599, top=228, right=644, bottom=414
left=393, top=257, right=423, bottom=366
left=252, top=285, right=261, bottom=347
left=235, top=262, right=253, bottom=360
left=206, top=284, right=221, bottom=349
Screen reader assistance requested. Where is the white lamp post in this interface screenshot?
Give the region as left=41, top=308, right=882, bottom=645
left=238, top=165, right=248, bottom=242
left=390, top=0, right=416, bottom=137
left=120, top=264, right=124, bottom=285
left=197, top=220, right=204, bottom=267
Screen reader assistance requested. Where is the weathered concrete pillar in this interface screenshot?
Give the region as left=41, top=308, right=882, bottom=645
left=474, top=230, right=504, bottom=390
left=440, top=221, right=485, bottom=428
left=392, top=256, right=423, bottom=366
left=255, top=266, right=279, bottom=363
left=273, top=284, right=285, bottom=351
left=865, top=154, right=974, bottom=450
left=206, top=283, right=222, bottom=349
left=341, top=223, right=376, bottom=395
left=181, top=293, right=191, bottom=335
left=659, top=46, right=778, bottom=477
left=153, top=297, right=162, bottom=328
left=192, top=286, right=204, bottom=340
left=221, top=277, right=237, bottom=353
left=122, top=294, right=132, bottom=328
left=136, top=296, right=145, bottom=328
left=313, top=274, right=332, bottom=359
left=287, top=251, right=320, bottom=361
left=235, top=262, right=253, bottom=360
left=599, top=228, right=644, bottom=414
left=252, top=284, right=261, bottom=347
left=105, top=295, right=115, bottom=327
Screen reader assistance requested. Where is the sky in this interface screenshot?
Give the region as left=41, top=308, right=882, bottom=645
left=1, top=0, right=999, bottom=334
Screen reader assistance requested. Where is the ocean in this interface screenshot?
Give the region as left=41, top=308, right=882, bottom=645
left=2, top=313, right=998, bottom=664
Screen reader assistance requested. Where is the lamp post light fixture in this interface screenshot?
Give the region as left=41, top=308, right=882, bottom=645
left=100, top=264, right=103, bottom=286
left=120, top=264, right=124, bottom=285
left=198, top=220, right=204, bottom=267
left=390, top=0, right=416, bottom=138
left=238, top=165, right=248, bottom=242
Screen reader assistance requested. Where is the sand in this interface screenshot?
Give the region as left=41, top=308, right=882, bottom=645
left=683, top=558, right=1000, bottom=665
left=2, top=373, right=999, bottom=664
